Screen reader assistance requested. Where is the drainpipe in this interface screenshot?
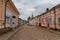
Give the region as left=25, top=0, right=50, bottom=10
left=39, top=18, right=41, bottom=27
left=54, top=7, right=57, bottom=30
left=3, top=0, right=9, bottom=28
left=46, top=8, right=50, bottom=29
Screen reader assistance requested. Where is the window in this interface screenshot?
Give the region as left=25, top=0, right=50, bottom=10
left=56, top=8, right=60, bottom=12
left=45, top=18, right=48, bottom=24
left=12, top=16, right=16, bottom=18
left=6, top=18, right=10, bottom=24
left=45, top=17, right=52, bottom=26
left=49, top=18, right=52, bottom=26
left=58, top=18, right=60, bottom=26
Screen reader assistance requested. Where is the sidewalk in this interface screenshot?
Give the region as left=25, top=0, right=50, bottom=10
left=0, top=27, right=22, bottom=40
left=40, top=27, right=60, bottom=35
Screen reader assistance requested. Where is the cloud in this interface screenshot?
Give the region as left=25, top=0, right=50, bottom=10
left=12, top=0, right=60, bottom=20
left=27, top=8, right=36, bottom=12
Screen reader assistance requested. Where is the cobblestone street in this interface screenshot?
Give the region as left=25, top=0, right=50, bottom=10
left=8, top=25, right=60, bottom=40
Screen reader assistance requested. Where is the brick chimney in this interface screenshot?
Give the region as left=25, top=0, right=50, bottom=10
left=46, top=8, right=49, bottom=11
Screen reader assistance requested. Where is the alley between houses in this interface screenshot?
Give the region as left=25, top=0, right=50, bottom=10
left=8, top=24, right=60, bottom=40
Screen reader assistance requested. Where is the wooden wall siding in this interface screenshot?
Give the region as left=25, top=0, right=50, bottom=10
left=6, top=9, right=12, bottom=17
left=0, top=1, right=4, bottom=25
left=39, top=4, right=60, bottom=29
left=7, top=0, right=19, bottom=28
left=0, top=0, right=19, bottom=28
left=6, top=17, right=11, bottom=27
left=56, top=9, right=60, bottom=29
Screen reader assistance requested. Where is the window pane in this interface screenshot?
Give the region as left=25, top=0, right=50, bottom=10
left=58, top=18, right=60, bottom=26
left=49, top=18, right=52, bottom=26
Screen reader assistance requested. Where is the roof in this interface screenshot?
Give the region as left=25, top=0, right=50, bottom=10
left=39, top=4, right=60, bottom=16
left=8, top=0, right=20, bottom=15
left=31, top=4, right=60, bottom=20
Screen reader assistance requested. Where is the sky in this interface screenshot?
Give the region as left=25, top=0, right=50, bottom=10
left=12, top=0, right=60, bottom=20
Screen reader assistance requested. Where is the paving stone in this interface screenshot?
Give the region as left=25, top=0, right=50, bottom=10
left=8, top=25, right=60, bottom=40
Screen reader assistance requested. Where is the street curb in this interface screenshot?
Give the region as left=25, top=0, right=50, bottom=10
left=40, top=27, right=60, bottom=35
left=4, top=27, right=21, bottom=40
left=48, top=30, right=60, bottom=35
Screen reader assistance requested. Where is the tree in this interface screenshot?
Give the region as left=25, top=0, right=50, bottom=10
left=27, top=17, right=31, bottom=22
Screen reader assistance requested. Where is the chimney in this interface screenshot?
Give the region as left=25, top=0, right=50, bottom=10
left=46, top=8, right=49, bottom=11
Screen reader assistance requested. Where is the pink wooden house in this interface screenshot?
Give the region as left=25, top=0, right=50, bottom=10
left=0, top=0, right=19, bottom=29
left=39, top=4, right=60, bottom=30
